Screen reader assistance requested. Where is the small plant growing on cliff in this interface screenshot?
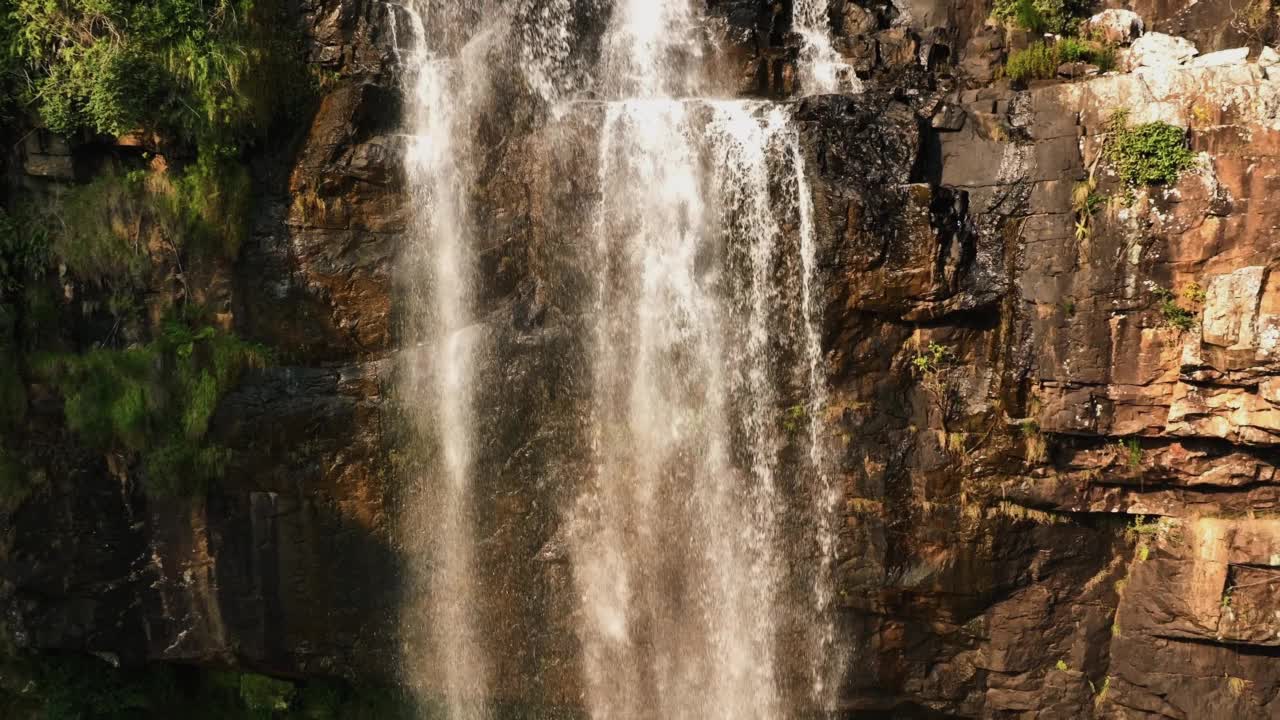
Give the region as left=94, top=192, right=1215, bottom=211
left=1072, top=178, right=1105, bottom=241
left=1153, top=286, right=1199, bottom=332
left=1006, top=38, right=1115, bottom=83
left=1126, top=514, right=1179, bottom=562
left=913, top=342, right=953, bottom=375
left=913, top=341, right=964, bottom=435
left=1056, top=659, right=1070, bottom=672
left=1021, top=420, right=1048, bottom=464
left=1115, top=437, right=1143, bottom=470
left=1105, top=111, right=1196, bottom=187
left=1005, top=43, right=1061, bottom=83
left=781, top=404, right=808, bottom=435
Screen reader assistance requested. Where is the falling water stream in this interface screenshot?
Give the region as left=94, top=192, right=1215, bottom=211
left=394, top=1, right=490, bottom=717
left=395, top=1, right=852, bottom=717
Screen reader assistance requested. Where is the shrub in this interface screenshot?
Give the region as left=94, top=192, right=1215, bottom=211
left=1153, top=286, right=1198, bottom=331
left=992, top=0, right=1092, bottom=34
left=1006, top=42, right=1061, bottom=82
left=1105, top=111, right=1196, bottom=186
left=1006, top=38, right=1116, bottom=83
left=7, top=0, right=310, bottom=147
left=38, top=310, right=267, bottom=496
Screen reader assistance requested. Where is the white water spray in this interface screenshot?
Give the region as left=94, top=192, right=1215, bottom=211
left=394, top=2, right=491, bottom=717
left=793, top=0, right=863, bottom=94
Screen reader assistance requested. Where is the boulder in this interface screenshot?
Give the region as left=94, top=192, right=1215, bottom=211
left=1083, top=8, right=1144, bottom=46
left=1192, top=46, right=1250, bottom=67
left=1127, top=32, right=1198, bottom=69
left=1261, top=46, right=1280, bottom=67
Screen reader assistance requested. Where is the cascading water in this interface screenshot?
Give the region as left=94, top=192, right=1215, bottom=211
left=793, top=0, right=863, bottom=94
left=393, top=0, right=852, bottom=717
left=392, top=1, right=491, bottom=717
left=567, top=1, right=843, bottom=717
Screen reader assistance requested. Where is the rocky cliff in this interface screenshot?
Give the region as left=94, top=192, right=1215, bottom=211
left=4, top=0, right=1280, bottom=718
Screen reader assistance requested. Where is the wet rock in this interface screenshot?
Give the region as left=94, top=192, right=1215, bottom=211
left=930, top=102, right=966, bottom=130
left=1083, top=9, right=1145, bottom=46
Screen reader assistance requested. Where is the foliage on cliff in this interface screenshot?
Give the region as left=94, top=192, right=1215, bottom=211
left=1105, top=111, right=1196, bottom=186
left=0, top=0, right=310, bottom=146
left=37, top=309, right=268, bottom=496
left=1005, top=38, right=1115, bottom=82
left=992, top=0, right=1093, bottom=34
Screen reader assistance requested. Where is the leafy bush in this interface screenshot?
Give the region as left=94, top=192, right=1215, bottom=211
left=1105, top=111, right=1196, bottom=186
left=38, top=310, right=267, bottom=496
left=1006, top=42, right=1061, bottom=82
left=992, top=0, right=1092, bottom=34
left=5, top=0, right=310, bottom=146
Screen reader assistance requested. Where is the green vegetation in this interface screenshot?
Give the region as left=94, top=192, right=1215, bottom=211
left=2, top=0, right=310, bottom=146
left=0, top=650, right=593, bottom=719
left=1125, top=514, right=1179, bottom=563
left=37, top=156, right=252, bottom=291
left=912, top=341, right=953, bottom=375
left=1118, top=437, right=1142, bottom=470
left=1005, top=43, right=1060, bottom=82
left=1005, top=38, right=1116, bottom=83
left=781, top=404, right=809, bottom=435
left=1105, top=111, right=1196, bottom=187
left=37, top=309, right=267, bottom=496
left=1153, top=285, right=1200, bottom=332
left=992, top=0, right=1093, bottom=34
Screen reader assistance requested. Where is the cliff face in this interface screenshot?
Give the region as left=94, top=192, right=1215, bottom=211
left=5, top=0, right=1280, bottom=718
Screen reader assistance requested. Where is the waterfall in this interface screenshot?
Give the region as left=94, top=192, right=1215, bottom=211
left=793, top=0, right=863, bottom=94
left=393, top=1, right=491, bottom=717
left=567, top=1, right=842, bottom=717
left=392, top=1, right=850, bottom=717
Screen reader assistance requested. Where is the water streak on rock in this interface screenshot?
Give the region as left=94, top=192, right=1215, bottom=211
left=394, top=1, right=491, bottom=717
